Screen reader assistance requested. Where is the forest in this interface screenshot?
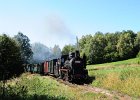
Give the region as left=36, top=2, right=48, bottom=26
left=1, top=30, right=140, bottom=78
left=62, top=30, right=140, bottom=64
left=0, top=32, right=61, bottom=79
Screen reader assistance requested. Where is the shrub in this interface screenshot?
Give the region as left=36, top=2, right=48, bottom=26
left=137, top=51, right=140, bottom=58
left=0, top=34, right=23, bottom=79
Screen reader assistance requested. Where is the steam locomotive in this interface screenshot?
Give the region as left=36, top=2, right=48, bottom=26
left=24, top=50, right=88, bottom=82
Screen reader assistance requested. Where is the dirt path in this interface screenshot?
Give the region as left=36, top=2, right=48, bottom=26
left=80, top=85, right=133, bottom=100
left=49, top=76, right=138, bottom=100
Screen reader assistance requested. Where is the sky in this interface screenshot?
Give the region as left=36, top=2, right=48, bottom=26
left=0, top=0, right=140, bottom=49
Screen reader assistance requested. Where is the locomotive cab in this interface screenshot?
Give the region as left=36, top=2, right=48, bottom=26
left=70, top=50, right=88, bottom=80
left=59, top=50, right=88, bottom=82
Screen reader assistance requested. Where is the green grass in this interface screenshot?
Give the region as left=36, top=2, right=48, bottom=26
left=87, top=58, right=140, bottom=70
left=1, top=58, right=140, bottom=99
left=0, top=73, right=109, bottom=100
left=87, top=57, right=140, bottom=98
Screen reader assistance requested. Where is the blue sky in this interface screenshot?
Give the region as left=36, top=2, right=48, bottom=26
left=0, top=0, right=140, bottom=49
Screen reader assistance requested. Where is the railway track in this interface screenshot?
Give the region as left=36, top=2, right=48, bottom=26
left=48, top=76, right=137, bottom=100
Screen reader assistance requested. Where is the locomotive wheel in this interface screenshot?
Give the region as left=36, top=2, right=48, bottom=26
left=68, top=75, right=73, bottom=82
left=63, top=73, right=69, bottom=81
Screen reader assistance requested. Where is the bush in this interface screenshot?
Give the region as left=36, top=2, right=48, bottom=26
left=0, top=34, right=23, bottom=79
left=137, top=51, right=140, bottom=58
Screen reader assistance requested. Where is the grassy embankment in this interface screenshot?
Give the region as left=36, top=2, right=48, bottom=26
left=1, top=58, right=140, bottom=99
left=0, top=73, right=108, bottom=100
left=87, top=57, right=140, bottom=98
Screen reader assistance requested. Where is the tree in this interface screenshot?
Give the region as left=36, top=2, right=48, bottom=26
left=14, top=32, right=33, bottom=63
left=134, top=32, right=140, bottom=57
left=62, top=44, right=75, bottom=55
left=117, top=31, right=135, bottom=60
left=0, top=34, right=23, bottom=78
left=79, top=34, right=92, bottom=64
left=31, top=42, right=51, bottom=63
left=104, top=33, right=119, bottom=62
left=89, top=32, right=106, bottom=64
left=52, top=45, right=61, bottom=58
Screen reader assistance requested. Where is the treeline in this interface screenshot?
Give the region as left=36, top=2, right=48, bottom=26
left=0, top=33, right=33, bottom=79
left=62, top=30, right=140, bottom=64
left=79, top=30, right=140, bottom=64
left=31, top=43, right=61, bottom=63
left=0, top=32, right=61, bottom=79
left=1, top=30, right=140, bottom=78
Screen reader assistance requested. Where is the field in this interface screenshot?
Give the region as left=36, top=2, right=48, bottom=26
left=87, top=57, right=140, bottom=98
left=0, top=73, right=109, bottom=100
left=1, top=58, right=140, bottom=100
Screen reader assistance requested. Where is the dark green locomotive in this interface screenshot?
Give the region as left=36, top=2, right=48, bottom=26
left=60, top=50, right=88, bottom=82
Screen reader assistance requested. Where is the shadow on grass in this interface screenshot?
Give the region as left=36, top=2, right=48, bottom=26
left=86, top=76, right=96, bottom=84
left=0, top=94, right=68, bottom=100
left=72, top=76, right=96, bottom=85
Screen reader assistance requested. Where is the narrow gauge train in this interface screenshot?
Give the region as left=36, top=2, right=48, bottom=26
left=25, top=50, right=88, bottom=82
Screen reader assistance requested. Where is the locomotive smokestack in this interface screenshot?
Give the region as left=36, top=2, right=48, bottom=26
left=76, top=36, right=79, bottom=51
